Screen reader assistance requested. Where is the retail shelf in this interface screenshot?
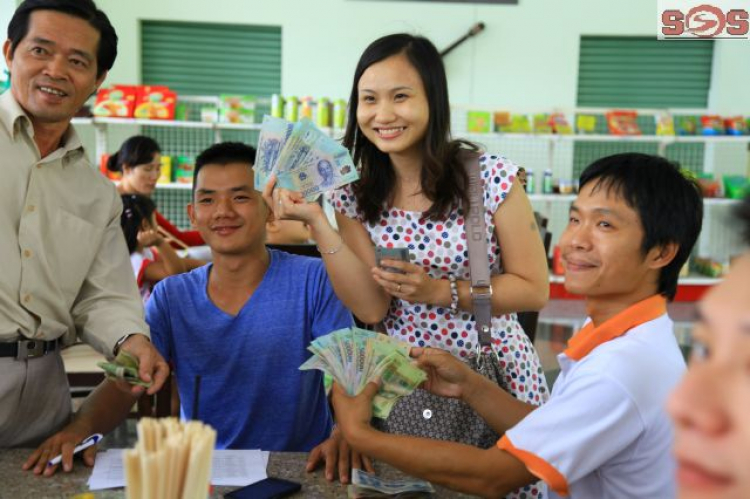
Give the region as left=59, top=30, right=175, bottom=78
left=529, top=194, right=741, bottom=206
left=71, top=117, right=94, bottom=126
left=93, top=117, right=214, bottom=129
left=215, top=122, right=262, bottom=131
left=156, top=183, right=193, bottom=189
left=461, top=131, right=750, bottom=144
left=549, top=274, right=720, bottom=286
left=528, top=194, right=576, bottom=202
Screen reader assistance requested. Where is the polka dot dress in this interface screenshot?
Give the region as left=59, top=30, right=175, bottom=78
left=330, top=153, right=549, bottom=498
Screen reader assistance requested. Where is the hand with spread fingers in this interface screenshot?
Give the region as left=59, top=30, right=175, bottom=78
left=22, top=422, right=96, bottom=477
left=305, top=425, right=375, bottom=484
left=371, top=259, right=439, bottom=304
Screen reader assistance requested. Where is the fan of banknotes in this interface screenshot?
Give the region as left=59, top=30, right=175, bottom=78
left=348, top=469, right=435, bottom=498
left=299, top=327, right=426, bottom=419
left=97, top=350, right=152, bottom=388
left=254, top=115, right=359, bottom=200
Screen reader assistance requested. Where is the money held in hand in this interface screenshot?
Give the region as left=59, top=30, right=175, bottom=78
left=299, top=327, right=426, bottom=419
left=97, top=350, right=152, bottom=387
left=254, top=115, right=359, bottom=200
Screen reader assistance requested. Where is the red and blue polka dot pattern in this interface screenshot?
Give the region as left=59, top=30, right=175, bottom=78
left=329, top=153, right=549, bottom=408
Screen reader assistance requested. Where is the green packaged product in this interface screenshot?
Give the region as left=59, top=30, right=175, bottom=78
left=333, top=99, right=347, bottom=129
left=175, top=156, right=195, bottom=185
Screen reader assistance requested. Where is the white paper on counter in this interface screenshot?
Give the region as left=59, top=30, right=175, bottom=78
left=88, top=448, right=270, bottom=490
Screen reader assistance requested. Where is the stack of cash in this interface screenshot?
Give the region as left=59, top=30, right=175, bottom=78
left=254, top=115, right=359, bottom=200
left=299, top=327, right=426, bottom=419
left=348, top=469, right=435, bottom=498
left=97, top=350, right=152, bottom=388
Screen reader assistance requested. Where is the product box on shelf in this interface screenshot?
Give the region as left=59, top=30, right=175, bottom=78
left=575, top=114, right=597, bottom=134
left=492, top=111, right=511, bottom=132
left=606, top=110, right=641, bottom=135
left=656, top=113, right=675, bottom=136
left=509, top=114, right=532, bottom=133
left=700, top=115, right=725, bottom=136
left=93, top=85, right=137, bottom=118
left=134, top=86, right=177, bottom=120
left=157, top=156, right=173, bottom=184
left=724, top=116, right=748, bottom=136
left=549, top=113, right=572, bottom=134
left=174, top=156, right=195, bottom=184
left=533, top=114, right=552, bottom=134
left=466, top=111, right=492, bottom=133
left=219, top=95, right=256, bottom=124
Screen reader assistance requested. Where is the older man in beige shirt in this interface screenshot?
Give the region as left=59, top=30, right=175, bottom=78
left=1, top=0, right=168, bottom=472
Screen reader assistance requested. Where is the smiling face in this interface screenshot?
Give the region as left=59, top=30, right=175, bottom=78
left=559, top=181, right=674, bottom=303
left=3, top=10, right=105, bottom=130
left=356, top=52, right=429, bottom=160
left=121, top=152, right=162, bottom=196
left=187, top=162, right=270, bottom=257
left=668, top=253, right=750, bottom=499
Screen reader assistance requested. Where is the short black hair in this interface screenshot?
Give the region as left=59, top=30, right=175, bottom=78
left=120, top=194, right=156, bottom=254
left=107, top=135, right=161, bottom=173
left=8, top=0, right=117, bottom=79
left=579, top=153, right=703, bottom=301
left=737, top=194, right=750, bottom=245
left=193, top=142, right=257, bottom=196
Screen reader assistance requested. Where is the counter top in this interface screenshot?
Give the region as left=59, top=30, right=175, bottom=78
left=0, top=449, right=475, bottom=498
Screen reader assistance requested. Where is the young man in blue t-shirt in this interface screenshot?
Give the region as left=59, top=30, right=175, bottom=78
left=146, top=142, right=368, bottom=482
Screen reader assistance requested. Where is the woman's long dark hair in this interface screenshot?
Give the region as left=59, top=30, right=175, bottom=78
left=120, top=194, right=156, bottom=254
left=342, top=33, right=477, bottom=224
left=107, top=135, right=161, bottom=173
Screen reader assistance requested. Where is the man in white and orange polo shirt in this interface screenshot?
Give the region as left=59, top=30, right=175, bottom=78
left=330, top=153, right=704, bottom=498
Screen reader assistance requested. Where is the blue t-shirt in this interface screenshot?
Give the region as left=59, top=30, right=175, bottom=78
left=146, top=249, right=353, bottom=451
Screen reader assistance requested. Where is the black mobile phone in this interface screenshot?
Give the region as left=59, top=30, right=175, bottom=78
left=224, top=477, right=301, bottom=499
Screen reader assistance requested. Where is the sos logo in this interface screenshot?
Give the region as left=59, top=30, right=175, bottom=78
left=661, top=4, right=749, bottom=38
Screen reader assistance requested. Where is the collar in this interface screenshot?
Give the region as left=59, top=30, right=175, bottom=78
left=0, top=90, right=31, bottom=140
left=564, top=294, right=667, bottom=361
left=0, top=90, right=83, bottom=157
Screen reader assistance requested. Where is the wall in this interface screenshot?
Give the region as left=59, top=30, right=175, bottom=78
left=0, top=0, right=15, bottom=75
left=93, top=0, right=750, bottom=113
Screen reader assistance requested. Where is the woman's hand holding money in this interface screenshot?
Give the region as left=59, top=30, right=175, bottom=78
left=262, top=174, right=326, bottom=227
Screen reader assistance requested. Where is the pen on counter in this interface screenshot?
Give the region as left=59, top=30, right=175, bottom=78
left=47, top=433, right=103, bottom=467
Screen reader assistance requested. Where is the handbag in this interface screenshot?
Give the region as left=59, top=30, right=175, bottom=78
left=375, top=151, right=505, bottom=449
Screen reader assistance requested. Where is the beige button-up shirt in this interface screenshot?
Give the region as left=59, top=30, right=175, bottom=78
left=0, top=91, right=149, bottom=355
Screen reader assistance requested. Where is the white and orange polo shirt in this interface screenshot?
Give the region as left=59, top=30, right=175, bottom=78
left=498, top=295, right=685, bottom=498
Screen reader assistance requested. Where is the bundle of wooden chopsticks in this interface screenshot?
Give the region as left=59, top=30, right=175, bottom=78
left=124, top=417, right=216, bottom=499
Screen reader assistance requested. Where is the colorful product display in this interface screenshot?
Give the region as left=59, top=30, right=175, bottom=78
left=467, top=111, right=492, bottom=133
left=157, top=156, right=173, bottom=184
left=576, top=114, right=597, bottom=134
left=134, top=86, right=176, bottom=120
left=174, top=156, right=195, bottom=184
left=93, top=85, right=137, bottom=118
left=219, top=95, right=256, bottom=124
left=606, top=110, right=641, bottom=135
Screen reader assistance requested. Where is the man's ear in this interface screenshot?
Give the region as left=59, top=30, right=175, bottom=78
left=647, top=241, right=679, bottom=270
left=3, top=39, right=12, bottom=68
left=187, top=202, right=197, bottom=229
left=93, top=70, right=107, bottom=94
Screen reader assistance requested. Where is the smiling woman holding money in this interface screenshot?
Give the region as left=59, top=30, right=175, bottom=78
left=264, top=33, right=549, bottom=498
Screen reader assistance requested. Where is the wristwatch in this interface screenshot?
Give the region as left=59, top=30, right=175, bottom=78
left=113, top=333, right=148, bottom=356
